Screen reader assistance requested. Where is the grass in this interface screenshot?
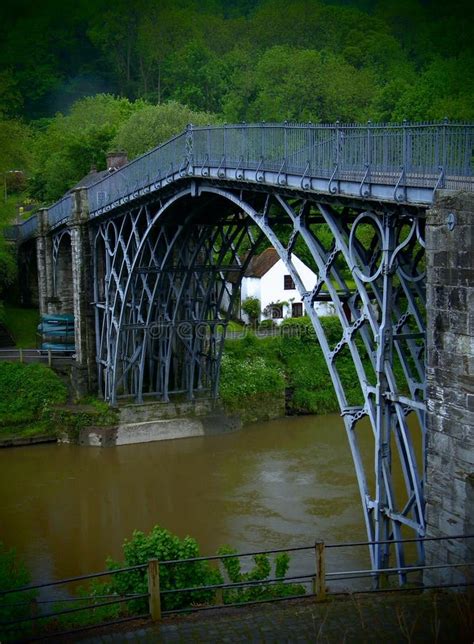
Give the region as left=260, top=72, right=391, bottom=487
left=3, top=305, right=39, bottom=348
left=220, top=316, right=360, bottom=417
left=0, top=362, right=68, bottom=429
left=0, top=369, right=119, bottom=442
left=0, top=420, right=53, bottom=441
left=227, top=319, right=245, bottom=331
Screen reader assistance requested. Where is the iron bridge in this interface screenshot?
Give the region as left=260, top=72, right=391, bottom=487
left=12, top=121, right=474, bottom=579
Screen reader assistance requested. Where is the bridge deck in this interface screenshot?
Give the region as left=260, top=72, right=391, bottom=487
left=7, top=121, right=473, bottom=242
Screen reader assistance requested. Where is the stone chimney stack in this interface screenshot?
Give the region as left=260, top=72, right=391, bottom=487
left=106, top=151, right=128, bottom=170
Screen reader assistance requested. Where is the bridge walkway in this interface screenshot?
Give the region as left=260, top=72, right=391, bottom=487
left=74, top=592, right=470, bottom=643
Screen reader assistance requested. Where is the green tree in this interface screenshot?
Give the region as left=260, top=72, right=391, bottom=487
left=235, top=46, right=376, bottom=123
left=0, top=70, right=23, bottom=118
left=113, top=101, right=219, bottom=159
left=30, top=94, right=143, bottom=202
left=241, top=297, right=261, bottom=326
left=391, top=55, right=474, bottom=122
left=86, top=0, right=142, bottom=98
left=135, top=6, right=200, bottom=103
left=0, top=236, right=16, bottom=296
left=165, top=40, right=230, bottom=113
left=0, top=119, right=32, bottom=175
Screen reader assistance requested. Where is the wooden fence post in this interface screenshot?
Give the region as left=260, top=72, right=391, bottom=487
left=314, top=541, right=326, bottom=601
left=148, top=559, right=161, bottom=621
left=215, top=585, right=224, bottom=605
left=19, top=347, right=24, bottom=363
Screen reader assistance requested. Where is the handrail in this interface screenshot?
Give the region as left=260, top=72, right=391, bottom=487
left=2, top=532, right=472, bottom=596
left=6, top=120, right=474, bottom=243
left=86, top=121, right=474, bottom=213
left=1, top=533, right=472, bottom=639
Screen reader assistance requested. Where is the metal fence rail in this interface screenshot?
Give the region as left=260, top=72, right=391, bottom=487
left=0, top=348, right=75, bottom=365
left=1, top=534, right=472, bottom=640
left=17, top=214, right=39, bottom=241
left=87, top=131, right=187, bottom=214
left=48, top=193, right=72, bottom=229
left=5, top=121, right=474, bottom=243
left=86, top=120, right=473, bottom=215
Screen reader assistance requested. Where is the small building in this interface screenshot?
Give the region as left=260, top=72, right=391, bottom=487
left=239, top=248, right=334, bottom=324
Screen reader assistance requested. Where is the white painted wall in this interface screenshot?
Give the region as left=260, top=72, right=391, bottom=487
left=240, top=254, right=335, bottom=323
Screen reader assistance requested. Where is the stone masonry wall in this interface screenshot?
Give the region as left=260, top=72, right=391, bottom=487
left=424, top=191, right=474, bottom=585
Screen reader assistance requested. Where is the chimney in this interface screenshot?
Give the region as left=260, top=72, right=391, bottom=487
left=106, top=150, right=128, bottom=171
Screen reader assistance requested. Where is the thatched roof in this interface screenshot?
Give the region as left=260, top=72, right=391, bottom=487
left=244, top=247, right=280, bottom=277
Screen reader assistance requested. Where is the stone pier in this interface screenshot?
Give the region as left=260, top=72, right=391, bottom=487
left=33, top=188, right=97, bottom=396
left=69, top=188, right=97, bottom=396
left=424, top=191, right=474, bottom=585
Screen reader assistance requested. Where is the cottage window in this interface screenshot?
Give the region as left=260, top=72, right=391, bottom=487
left=292, top=302, right=303, bottom=318
left=284, top=274, right=295, bottom=290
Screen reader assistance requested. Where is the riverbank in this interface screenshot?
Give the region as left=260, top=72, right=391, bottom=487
left=220, top=316, right=365, bottom=422
left=0, top=316, right=368, bottom=445
left=0, top=361, right=118, bottom=444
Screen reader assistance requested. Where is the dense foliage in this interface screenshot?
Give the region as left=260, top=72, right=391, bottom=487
left=0, top=362, right=67, bottom=429
left=220, top=316, right=369, bottom=416
left=0, top=542, right=36, bottom=642
left=217, top=545, right=305, bottom=603
left=105, top=526, right=222, bottom=612
left=1, top=0, right=473, bottom=122
left=0, top=0, right=472, bottom=208
left=220, top=349, right=285, bottom=407
left=0, top=525, right=303, bottom=636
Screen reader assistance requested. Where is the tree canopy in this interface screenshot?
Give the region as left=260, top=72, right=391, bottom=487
left=0, top=0, right=472, bottom=205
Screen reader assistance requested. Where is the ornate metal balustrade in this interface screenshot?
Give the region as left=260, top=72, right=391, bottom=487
left=10, top=120, right=474, bottom=242
left=87, top=120, right=473, bottom=216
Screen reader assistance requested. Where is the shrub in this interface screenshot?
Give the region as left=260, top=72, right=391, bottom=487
left=241, top=297, right=261, bottom=325
left=0, top=542, right=36, bottom=642
left=258, top=318, right=277, bottom=331
left=219, top=353, right=285, bottom=408
left=217, top=546, right=305, bottom=604
left=105, top=526, right=223, bottom=612
left=0, top=362, right=67, bottom=428
left=220, top=314, right=367, bottom=416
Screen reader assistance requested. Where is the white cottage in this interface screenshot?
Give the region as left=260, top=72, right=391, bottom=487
left=239, top=248, right=334, bottom=323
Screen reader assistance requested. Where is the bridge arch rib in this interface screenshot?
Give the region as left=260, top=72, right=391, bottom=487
left=93, top=182, right=426, bottom=577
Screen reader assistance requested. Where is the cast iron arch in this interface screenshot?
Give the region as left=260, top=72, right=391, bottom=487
left=93, top=183, right=426, bottom=578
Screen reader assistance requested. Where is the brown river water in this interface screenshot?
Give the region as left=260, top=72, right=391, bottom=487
left=0, top=414, right=389, bottom=586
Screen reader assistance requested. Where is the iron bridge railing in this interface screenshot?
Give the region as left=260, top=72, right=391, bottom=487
left=9, top=120, right=474, bottom=242
left=1, top=534, right=472, bottom=641
left=86, top=120, right=473, bottom=215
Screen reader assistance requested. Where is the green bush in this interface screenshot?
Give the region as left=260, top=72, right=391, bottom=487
left=0, top=362, right=67, bottom=428
left=105, top=526, right=223, bottom=612
left=217, top=546, right=305, bottom=604
left=220, top=314, right=370, bottom=416
left=279, top=334, right=340, bottom=414
left=241, top=297, right=261, bottom=325
left=258, top=318, right=277, bottom=330
left=0, top=542, right=36, bottom=642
